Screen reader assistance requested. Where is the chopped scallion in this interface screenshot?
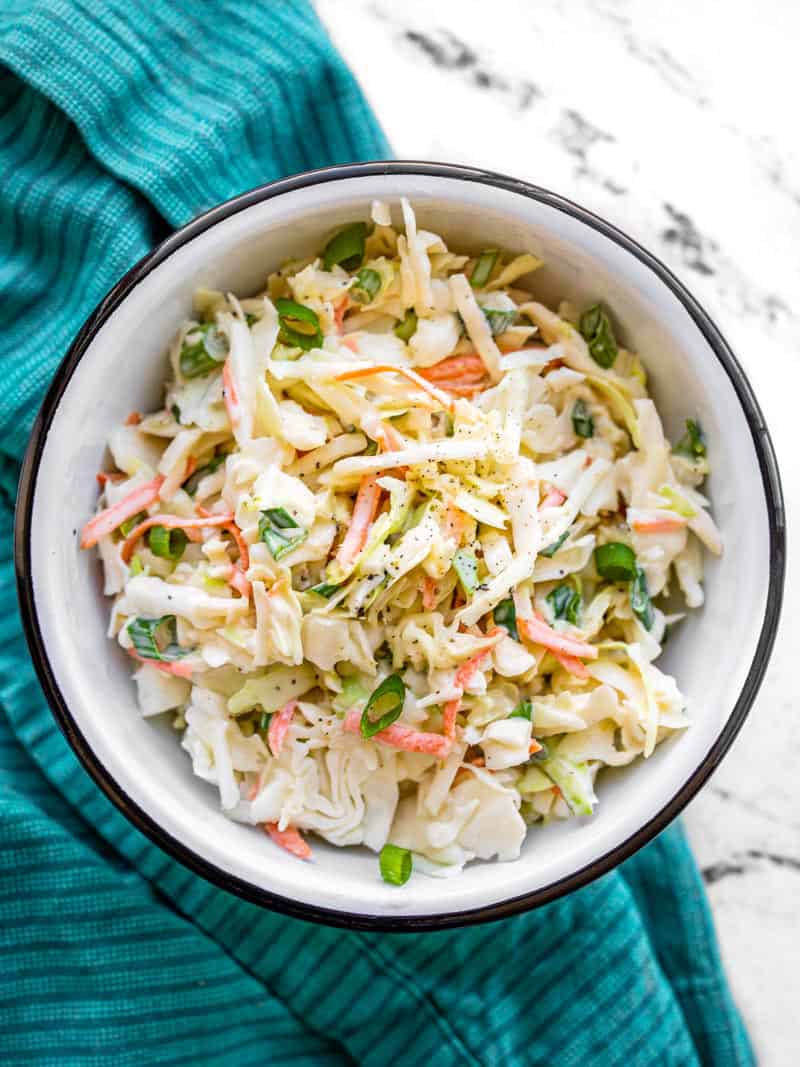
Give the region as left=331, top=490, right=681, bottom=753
left=579, top=304, right=618, bottom=369
left=322, top=221, right=368, bottom=272
left=470, top=249, right=499, bottom=288
left=258, top=507, right=307, bottom=560
left=571, top=398, right=594, bottom=438
left=119, top=511, right=146, bottom=538
left=184, top=452, right=226, bottom=495
left=180, top=323, right=228, bottom=379
left=540, top=530, right=569, bottom=558
left=394, top=309, right=418, bottom=341
left=630, top=565, right=654, bottom=630
left=275, top=298, right=323, bottom=351
left=594, top=542, right=636, bottom=582
left=351, top=267, right=382, bottom=305
left=494, top=597, right=519, bottom=641
left=361, top=673, right=406, bottom=739
left=148, top=525, right=188, bottom=561
left=672, top=418, right=707, bottom=459
left=453, top=549, right=479, bottom=597
left=379, top=843, right=412, bottom=886
left=547, top=584, right=581, bottom=625
left=127, top=615, right=187, bottom=662
left=482, top=307, right=517, bottom=336
left=309, top=581, right=340, bottom=598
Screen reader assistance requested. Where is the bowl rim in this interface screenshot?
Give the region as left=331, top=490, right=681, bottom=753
left=14, top=160, right=786, bottom=931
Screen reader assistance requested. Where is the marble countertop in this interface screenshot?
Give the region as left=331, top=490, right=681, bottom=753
left=317, top=1, right=800, bottom=1061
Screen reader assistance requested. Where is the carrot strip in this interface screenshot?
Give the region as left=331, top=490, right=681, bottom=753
left=552, top=650, right=590, bottom=679
left=431, top=381, right=486, bottom=397
left=343, top=710, right=451, bottom=759
left=418, top=354, right=486, bottom=383
left=443, top=503, right=465, bottom=544
left=80, top=475, right=165, bottom=549
left=264, top=823, right=312, bottom=860
left=333, top=296, right=350, bottom=334
left=125, top=411, right=142, bottom=426
left=222, top=357, right=241, bottom=431
left=341, top=334, right=359, bottom=353
left=421, top=576, right=438, bottom=611
left=335, top=364, right=453, bottom=412
left=128, top=649, right=193, bottom=678
left=336, top=474, right=382, bottom=568
left=442, top=638, right=501, bottom=740
left=540, top=486, right=566, bottom=509
left=518, top=615, right=598, bottom=661
left=120, top=511, right=235, bottom=563
left=631, top=515, right=687, bottom=534
left=228, top=566, right=251, bottom=599
left=95, top=471, right=125, bottom=488
left=268, top=699, right=299, bottom=758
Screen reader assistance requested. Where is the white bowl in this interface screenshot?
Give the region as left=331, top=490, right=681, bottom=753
left=15, top=162, right=785, bottom=929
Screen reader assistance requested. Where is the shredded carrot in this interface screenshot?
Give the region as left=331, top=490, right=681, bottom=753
left=552, top=649, right=590, bottom=679
left=375, top=421, right=405, bottom=453
left=335, top=364, right=453, bottom=412
left=336, top=474, right=382, bottom=568
left=264, top=823, right=312, bottom=860
left=222, top=357, right=241, bottom=430
left=518, top=615, right=599, bottom=662
left=340, top=334, right=359, bottom=353
left=222, top=521, right=250, bottom=572
left=182, top=456, right=197, bottom=482
left=268, top=698, right=299, bottom=758
left=442, top=637, right=501, bottom=740
left=431, top=381, right=486, bottom=397
left=80, top=475, right=165, bottom=549
left=540, top=486, right=566, bottom=509
left=124, top=411, right=142, bottom=426
left=418, top=354, right=486, bottom=384
left=529, top=739, right=543, bottom=755
left=128, top=649, right=193, bottom=678
left=421, top=575, right=438, bottom=611
left=120, top=511, right=235, bottom=563
left=631, top=515, right=687, bottom=534
left=227, top=566, right=251, bottom=599
left=333, top=296, right=350, bottom=334
left=343, top=710, right=451, bottom=759
left=95, top=471, right=124, bottom=488
left=443, top=503, right=465, bottom=544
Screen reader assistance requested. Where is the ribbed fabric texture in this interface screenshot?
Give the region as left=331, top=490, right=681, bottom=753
left=0, top=3, right=754, bottom=1064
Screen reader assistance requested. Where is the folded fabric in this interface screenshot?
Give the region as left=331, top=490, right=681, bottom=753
left=0, top=2, right=754, bottom=1064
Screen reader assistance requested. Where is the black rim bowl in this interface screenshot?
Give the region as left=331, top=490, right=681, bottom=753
left=14, top=161, right=786, bottom=931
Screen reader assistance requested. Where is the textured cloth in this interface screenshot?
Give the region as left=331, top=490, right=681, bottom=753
left=0, top=2, right=753, bottom=1064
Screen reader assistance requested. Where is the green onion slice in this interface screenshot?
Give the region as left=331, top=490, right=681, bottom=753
left=259, top=711, right=272, bottom=732
left=470, top=249, right=499, bottom=289
left=184, top=453, right=226, bottom=495
left=579, top=304, right=618, bottom=369
left=529, top=739, right=550, bottom=763
left=547, top=584, right=581, bottom=625
left=379, top=843, right=413, bottom=886
left=119, top=511, right=146, bottom=538
left=540, top=530, right=569, bottom=558
left=323, top=221, right=368, bottom=272
left=127, top=615, right=187, bottom=662
left=129, top=555, right=144, bottom=577
left=630, top=564, right=654, bottom=631
left=571, top=398, right=594, bottom=438
left=672, top=418, right=707, bottom=459
left=453, top=549, right=479, bottom=597
left=275, top=298, right=323, bottom=351
left=482, top=307, right=516, bottom=336
left=594, top=542, right=636, bottom=582
left=361, top=673, right=406, bottom=738
left=494, top=597, right=519, bottom=641
left=351, top=267, right=382, bottom=305
left=148, top=525, right=188, bottom=561
left=309, top=581, right=340, bottom=598
left=510, top=699, right=533, bottom=720
left=180, top=323, right=229, bottom=379
left=394, top=309, right=418, bottom=342
left=258, top=507, right=307, bottom=561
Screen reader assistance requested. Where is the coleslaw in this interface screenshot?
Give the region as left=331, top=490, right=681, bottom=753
left=81, top=199, right=721, bottom=881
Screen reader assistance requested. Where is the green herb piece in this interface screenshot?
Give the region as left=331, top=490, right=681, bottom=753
left=630, top=564, right=654, bottom=630
left=170, top=404, right=181, bottom=422
left=379, top=843, right=412, bottom=886
left=494, top=597, right=519, bottom=641
left=394, top=309, right=418, bottom=341
left=351, top=267, right=382, bottom=305
left=540, top=530, right=569, bottom=558
left=571, top=398, right=594, bottom=438
left=129, top=555, right=144, bottom=577
left=579, top=304, right=618, bottom=369
left=453, top=549, right=479, bottom=597
left=547, top=584, right=581, bottom=625
left=309, top=581, right=340, bottom=598
left=361, top=673, right=406, bottom=739
left=657, top=485, right=697, bottom=518
left=672, top=418, right=707, bottom=459
left=259, top=711, right=272, bottom=732
left=323, top=221, right=368, bottom=271
left=275, top=298, right=323, bottom=351
left=594, top=542, right=636, bottom=582
left=184, top=452, right=226, bottom=495
left=180, top=323, right=228, bottom=379
left=363, top=439, right=379, bottom=456
left=148, top=525, right=188, bottom=561
left=258, top=507, right=307, bottom=560
left=119, top=511, right=146, bottom=538
left=127, top=615, right=187, bottom=662
left=482, top=307, right=517, bottom=336
left=510, top=699, right=533, bottom=721
left=470, top=249, right=499, bottom=288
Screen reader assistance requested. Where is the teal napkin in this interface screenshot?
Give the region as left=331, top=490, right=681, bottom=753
left=0, top=3, right=753, bottom=1064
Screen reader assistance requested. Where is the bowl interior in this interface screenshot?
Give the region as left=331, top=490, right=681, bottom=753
left=25, top=171, right=773, bottom=922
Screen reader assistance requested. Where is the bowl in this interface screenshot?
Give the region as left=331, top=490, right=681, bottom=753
left=15, top=161, right=786, bottom=930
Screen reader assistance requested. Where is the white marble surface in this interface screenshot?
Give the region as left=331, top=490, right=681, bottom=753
left=317, top=1, right=800, bottom=1061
